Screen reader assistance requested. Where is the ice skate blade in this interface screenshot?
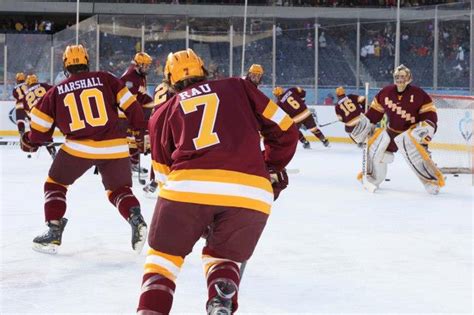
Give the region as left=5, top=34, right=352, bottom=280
left=32, top=243, right=59, bottom=254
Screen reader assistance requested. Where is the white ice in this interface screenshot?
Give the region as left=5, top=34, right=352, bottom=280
left=1, top=142, right=472, bottom=314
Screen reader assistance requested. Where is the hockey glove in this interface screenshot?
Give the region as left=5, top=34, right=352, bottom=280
left=269, top=168, right=289, bottom=201
left=20, top=131, right=39, bottom=153
left=411, top=121, right=435, bottom=145
left=133, top=128, right=148, bottom=154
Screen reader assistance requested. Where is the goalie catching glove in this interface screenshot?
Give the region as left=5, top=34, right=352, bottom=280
left=268, top=168, right=289, bottom=201
left=20, top=131, right=39, bottom=153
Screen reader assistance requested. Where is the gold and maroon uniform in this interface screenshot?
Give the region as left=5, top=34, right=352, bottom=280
left=12, top=82, right=29, bottom=134
left=335, top=94, right=366, bottom=133
left=150, top=78, right=297, bottom=215
left=21, top=83, right=53, bottom=116
left=29, top=71, right=145, bottom=159
left=121, top=65, right=153, bottom=119
left=366, top=84, right=437, bottom=152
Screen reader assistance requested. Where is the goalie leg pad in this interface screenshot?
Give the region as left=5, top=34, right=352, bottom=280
left=394, top=129, right=445, bottom=194
left=350, top=114, right=372, bottom=144
left=365, top=129, right=392, bottom=187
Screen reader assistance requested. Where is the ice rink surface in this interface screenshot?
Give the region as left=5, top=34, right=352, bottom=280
left=1, top=142, right=472, bottom=314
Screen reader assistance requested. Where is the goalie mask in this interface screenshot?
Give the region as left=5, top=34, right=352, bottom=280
left=133, top=52, right=153, bottom=75
left=393, top=64, right=412, bottom=93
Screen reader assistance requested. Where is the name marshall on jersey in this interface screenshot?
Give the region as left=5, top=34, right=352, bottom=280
left=57, top=77, right=104, bottom=95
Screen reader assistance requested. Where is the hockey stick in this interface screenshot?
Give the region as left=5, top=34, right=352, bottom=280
left=318, top=120, right=340, bottom=127
left=361, top=83, right=377, bottom=193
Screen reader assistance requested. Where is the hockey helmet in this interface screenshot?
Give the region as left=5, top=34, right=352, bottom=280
left=165, top=49, right=205, bottom=86
left=63, top=44, right=89, bottom=68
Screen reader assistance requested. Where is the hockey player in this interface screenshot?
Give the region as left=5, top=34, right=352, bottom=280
left=120, top=52, right=153, bottom=176
left=137, top=49, right=298, bottom=314
left=245, top=63, right=264, bottom=87
left=142, top=75, right=175, bottom=197
left=350, top=64, right=444, bottom=194
left=20, top=44, right=148, bottom=254
left=334, top=86, right=366, bottom=134
left=12, top=72, right=28, bottom=137
left=273, top=86, right=330, bottom=149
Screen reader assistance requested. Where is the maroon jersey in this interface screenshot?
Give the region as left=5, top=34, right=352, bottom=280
left=29, top=71, right=145, bottom=159
left=276, top=87, right=312, bottom=123
left=153, top=82, right=174, bottom=109
left=335, top=94, right=366, bottom=133
left=13, top=82, right=29, bottom=128
left=21, top=83, right=53, bottom=116
left=366, top=84, right=437, bottom=133
left=149, top=78, right=298, bottom=215
left=121, top=65, right=153, bottom=109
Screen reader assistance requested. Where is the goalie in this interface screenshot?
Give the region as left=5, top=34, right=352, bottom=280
left=351, top=64, right=445, bottom=194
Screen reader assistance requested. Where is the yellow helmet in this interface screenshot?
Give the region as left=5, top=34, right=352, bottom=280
left=63, top=44, right=89, bottom=68
left=133, top=52, right=153, bottom=66
left=16, top=72, right=26, bottom=83
left=335, top=86, right=346, bottom=97
left=26, top=74, right=38, bottom=86
left=248, top=64, right=264, bottom=75
left=393, top=64, right=412, bottom=92
left=273, top=86, right=284, bottom=98
left=165, top=49, right=205, bottom=86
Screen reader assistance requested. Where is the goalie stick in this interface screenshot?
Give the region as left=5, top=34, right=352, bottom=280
left=361, top=83, right=377, bottom=193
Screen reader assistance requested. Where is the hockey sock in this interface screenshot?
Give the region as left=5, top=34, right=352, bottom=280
left=108, top=186, right=140, bottom=220
left=298, top=131, right=308, bottom=143
left=311, top=128, right=327, bottom=141
left=137, top=273, right=176, bottom=314
left=44, top=181, right=67, bottom=222
left=203, top=248, right=241, bottom=312
left=130, top=148, right=140, bottom=165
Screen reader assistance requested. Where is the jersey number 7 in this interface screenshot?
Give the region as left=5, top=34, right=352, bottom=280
left=180, top=93, right=220, bottom=150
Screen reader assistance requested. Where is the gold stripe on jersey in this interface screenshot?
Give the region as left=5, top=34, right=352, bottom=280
left=116, top=87, right=128, bottom=102
left=142, top=101, right=155, bottom=109
left=117, top=87, right=136, bottom=111
left=152, top=161, right=171, bottom=185
left=419, top=102, right=436, bottom=114
left=346, top=115, right=361, bottom=127
left=292, top=109, right=312, bottom=124
left=159, top=189, right=272, bottom=214
left=61, top=138, right=129, bottom=159
left=166, top=169, right=273, bottom=193
left=262, top=100, right=293, bottom=131
left=370, top=99, right=384, bottom=113
left=46, top=176, right=69, bottom=188
left=144, top=249, right=184, bottom=281
left=30, top=108, right=54, bottom=132
left=15, top=102, right=23, bottom=109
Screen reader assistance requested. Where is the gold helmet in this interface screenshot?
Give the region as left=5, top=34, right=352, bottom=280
left=248, top=64, right=264, bottom=75
left=273, top=86, right=284, bottom=98
left=393, top=64, right=412, bottom=92
left=335, top=86, right=346, bottom=97
left=133, top=52, right=153, bottom=66
left=63, top=44, right=89, bottom=68
left=165, top=49, right=205, bottom=86
left=26, top=74, right=38, bottom=86
left=16, top=72, right=26, bottom=83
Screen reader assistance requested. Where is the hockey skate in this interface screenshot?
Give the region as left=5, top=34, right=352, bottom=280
left=32, top=218, right=68, bottom=254
left=207, top=279, right=237, bottom=315
left=322, top=139, right=330, bottom=147
left=302, top=140, right=311, bottom=149
left=128, top=207, right=147, bottom=254
left=131, top=163, right=148, bottom=177
left=143, top=180, right=158, bottom=199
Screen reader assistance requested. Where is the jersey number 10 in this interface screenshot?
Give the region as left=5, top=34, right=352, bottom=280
left=64, top=88, right=109, bottom=132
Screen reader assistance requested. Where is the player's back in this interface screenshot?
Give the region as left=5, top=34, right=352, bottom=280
left=44, top=71, right=125, bottom=141
left=155, top=77, right=269, bottom=179
left=277, top=87, right=309, bottom=119
left=23, top=83, right=52, bottom=113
